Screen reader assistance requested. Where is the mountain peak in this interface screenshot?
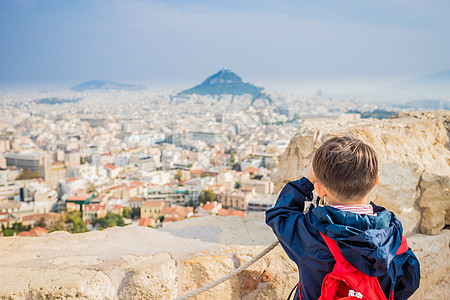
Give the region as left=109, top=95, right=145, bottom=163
left=202, top=69, right=243, bottom=85
left=179, top=69, right=263, bottom=96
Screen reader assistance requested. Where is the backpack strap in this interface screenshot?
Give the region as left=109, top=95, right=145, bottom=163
left=396, top=236, right=408, bottom=255
left=389, top=236, right=408, bottom=300
left=319, top=232, right=350, bottom=267
left=320, top=233, right=408, bottom=259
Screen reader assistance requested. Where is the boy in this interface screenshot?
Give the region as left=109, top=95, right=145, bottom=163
left=266, top=136, right=420, bottom=299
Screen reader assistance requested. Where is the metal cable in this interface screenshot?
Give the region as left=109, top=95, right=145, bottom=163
left=173, top=241, right=280, bottom=300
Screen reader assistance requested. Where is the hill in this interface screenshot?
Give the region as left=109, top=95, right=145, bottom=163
left=178, top=69, right=263, bottom=96
left=35, top=97, right=83, bottom=105
left=71, top=80, right=146, bottom=92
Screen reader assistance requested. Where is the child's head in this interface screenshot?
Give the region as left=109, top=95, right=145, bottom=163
left=312, top=136, right=378, bottom=203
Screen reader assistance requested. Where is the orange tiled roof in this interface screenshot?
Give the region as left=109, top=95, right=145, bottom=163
left=142, top=201, right=165, bottom=208
left=104, top=164, right=116, bottom=170
left=129, top=197, right=145, bottom=202
left=242, top=167, right=259, bottom=173
left=190, top=169, right=204, bottom=174
left=139, top=217, right=154, bottom=226
left=30, top=227, right=48, bottom=234
left=199, top=203, right=214, bottom=211
left=84, top=204, right=107, bottom=212
left=66, top=177, right=79, bottom=182
left=68, top=195, right=91, bottom=201
left=162, top=216, right=180, bottom=223
left=217, top=208, right=246, bottom=218
left=17, top=231, right=31, bottom=237
left=161, top=206, right=193, bottom=218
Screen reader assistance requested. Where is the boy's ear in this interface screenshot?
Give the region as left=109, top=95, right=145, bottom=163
left=314, top=182, right=328, bottom=199
left=375, top=174, right=380, bottom=186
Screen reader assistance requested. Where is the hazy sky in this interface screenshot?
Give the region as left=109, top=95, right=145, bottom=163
left=1, top=0, right=449, bottom=93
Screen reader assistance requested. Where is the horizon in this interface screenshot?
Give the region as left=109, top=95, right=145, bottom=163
left=1, top=0, right=450, bottom=94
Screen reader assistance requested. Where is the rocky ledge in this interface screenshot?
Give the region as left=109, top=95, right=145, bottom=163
left=1, top=111, right=449, bottom=299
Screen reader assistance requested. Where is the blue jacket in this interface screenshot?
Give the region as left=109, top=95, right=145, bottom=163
left=265, top=178, right=420, bottom=300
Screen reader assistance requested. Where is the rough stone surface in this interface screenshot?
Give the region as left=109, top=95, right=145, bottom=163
left=0, top=215, right=449, bottom=299
left=182, top=255, right=240, bottom=300
left=407, top=230, right=450, bottom=300
left=273, top=112, right=450, bottom=235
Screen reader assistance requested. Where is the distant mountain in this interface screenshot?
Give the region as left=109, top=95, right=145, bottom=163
left=383, top=70, right=450, bottom=96
left=178, top=69, right=263, bottom=96
left=35, top=97, right=83, bottom=105
left=72, top=80, right=146, bottom=92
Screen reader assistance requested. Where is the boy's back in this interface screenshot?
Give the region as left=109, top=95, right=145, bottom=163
left=265, top=137, right=420, bottom=299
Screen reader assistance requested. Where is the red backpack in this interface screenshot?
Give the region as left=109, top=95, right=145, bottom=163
left=312, top=232, right=409, bottom=300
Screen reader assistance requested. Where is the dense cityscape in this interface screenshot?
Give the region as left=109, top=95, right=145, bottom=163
left=0, top=70, right=447, bottom=237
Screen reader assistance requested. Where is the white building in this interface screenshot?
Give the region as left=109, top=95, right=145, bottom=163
left=124, top=119, right=144, bottom=133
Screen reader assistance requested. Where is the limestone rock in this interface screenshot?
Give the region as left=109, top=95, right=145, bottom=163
left=419, top=173, right=450, bottom=235
left=182, top=255, right=240, bottom=300
left=234, top=246, right=298, bottom=300
left=0, top=266, right=115, bottom=299
left=408, top=230, right=450, bottom=300
left=274, top=114, right=450, bottom=235
left=118, top=253, right=178, bottom=300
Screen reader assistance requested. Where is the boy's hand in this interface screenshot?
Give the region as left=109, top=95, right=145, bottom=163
left=307, top=167, right=318, bottom=185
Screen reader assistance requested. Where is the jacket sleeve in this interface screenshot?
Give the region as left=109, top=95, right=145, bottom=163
left=392, top=249, right=421, bottom=299
left=265, top=177, right=314, bottom=261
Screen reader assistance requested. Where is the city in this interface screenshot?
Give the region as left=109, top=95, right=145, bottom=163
left=2, top=69, right=446, bottom=237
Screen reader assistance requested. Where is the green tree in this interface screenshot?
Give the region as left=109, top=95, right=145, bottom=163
left=64, top=210, right=88, bottom=233
left=92, top=213, right=125, bottom=230
left=87, top=182, right=96, bottom=193
left=198, top=190, right=216, bottom=205
left=230, top=151, right=235, bottom=166
left=122, top=207, right=131, bottom=219
left=48, top=218, right=65, bottom=233
left=35, top=216, right=47, bottom=229
left=234, top=181, right=241, bottom=189
left=2, top=222, right=31, bottom=236
left=174, top=170, right=183, bottom=181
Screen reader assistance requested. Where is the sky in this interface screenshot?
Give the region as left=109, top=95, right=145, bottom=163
left=1, top=0, right=449, bottom=93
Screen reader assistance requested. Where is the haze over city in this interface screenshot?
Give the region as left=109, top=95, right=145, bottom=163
left=1, top=0, right=450, bottom=94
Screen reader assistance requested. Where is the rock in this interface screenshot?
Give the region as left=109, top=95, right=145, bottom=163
left=0, top=266, right=115, bottom=299
left=234, top=246, right=298, bottom=300
left=274, top=114, right=450, bottom=235
left=0, top=225, right=218, bottom=300
left=182, top=255, right=240, bottom=300
left=419, top=173, right=450, bottom=235
left=407, top=230, right=450, bottom=300
left=0, top=214, right=449, bottom=299
left=118, top=253, right=178, bottom=300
